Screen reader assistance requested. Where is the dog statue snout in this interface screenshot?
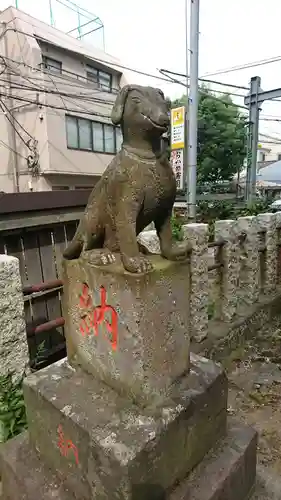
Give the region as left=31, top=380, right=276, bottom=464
left=157, top=112, right=169, bottom=128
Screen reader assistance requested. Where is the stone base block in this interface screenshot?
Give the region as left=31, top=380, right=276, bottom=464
left=0, top=420, right=257, bottom=500
left=0, top=432, right=75, bottom=500
left=22, top=354, right=227, bottom=499
left=169, top=420, right=257, bottom=500
left=62, top=254, right=191, bottom=405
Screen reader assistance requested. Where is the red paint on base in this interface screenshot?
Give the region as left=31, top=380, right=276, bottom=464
left=57, top=425, right=79, bottom=465
left=78, top=283, right=118, bottom=351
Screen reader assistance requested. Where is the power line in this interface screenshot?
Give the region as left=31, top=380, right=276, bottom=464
left=0, top=27, right=258, bottom=94
left=160, top=70, right=249, bottom=111
left=0, top=99, right=31, bottom=148
left=0, top=77, right=114, bottom=106
left=159, top=68, right=250, bottom=91
left=202, top=55, right=281, bottom=78
left=0, top=139, right=28, bottom=159
left=0, top=97, right=34, bottom=141
left=0, top=92, right=111, bottom=118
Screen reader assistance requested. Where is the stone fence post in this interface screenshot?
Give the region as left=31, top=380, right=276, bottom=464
left=182, top=223, right=209, bottom=342
left=214, top=219, right=239, bottom=322
left=0, top=255, right=29, bottom=379
left=236, top=216, right=260, bottom=312
left=257, top=213, right=278, bottom=295
left=275, top=211, right=281, bottom=284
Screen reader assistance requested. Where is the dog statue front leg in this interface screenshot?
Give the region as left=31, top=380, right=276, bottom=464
left=115, top=200, right=153, bottom=274
left=155, top=213, right=191, bottom=261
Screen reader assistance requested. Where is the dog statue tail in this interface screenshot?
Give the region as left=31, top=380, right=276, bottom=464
left=63, top=227, right=83, bottom=260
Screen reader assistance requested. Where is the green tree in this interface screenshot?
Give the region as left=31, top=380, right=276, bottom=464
left=172, top=87, right=247, bottom=185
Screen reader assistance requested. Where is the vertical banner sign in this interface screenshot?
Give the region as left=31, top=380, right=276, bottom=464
left=171, top=107, right=185, bottom=150
left=171, top=150, right=184, bottom=190
left=170, top=107, right=185, bottom=190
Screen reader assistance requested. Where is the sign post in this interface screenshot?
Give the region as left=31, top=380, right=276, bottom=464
left=170, top=106, right=185, bottom=191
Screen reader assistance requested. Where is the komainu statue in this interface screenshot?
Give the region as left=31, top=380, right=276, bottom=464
left=63, top=85, right=190, bottom=273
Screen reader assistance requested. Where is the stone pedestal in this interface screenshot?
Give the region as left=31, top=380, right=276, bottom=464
left=0, top=254, right=257, bottom=500
left=62, top=255, right=191, bottom=405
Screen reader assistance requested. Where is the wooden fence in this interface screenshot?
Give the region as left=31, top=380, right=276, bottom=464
left=0, top=190, right=91, bottom=370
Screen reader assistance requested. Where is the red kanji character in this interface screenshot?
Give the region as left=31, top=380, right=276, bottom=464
left=79, top=283, right=92, bottom=309
left=92, top=286, right=118, bottom=351
left=57, top=425, right=79, bottom=465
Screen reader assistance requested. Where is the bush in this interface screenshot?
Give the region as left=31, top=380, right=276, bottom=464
left=171, top=214, right=183, bottom=241
left=0, top=373, right=27, bottom=443
left=238, top=199, right=271, bottom=217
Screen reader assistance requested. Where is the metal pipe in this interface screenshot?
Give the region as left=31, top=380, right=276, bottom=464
left=185, top=0, right=189, bottom=208
left=2, top=23, right=20, bottom=192
left=23, top=279, right=63, bottom=294
left=28, top=317, right=65, bottom=336
left=187, top=0, right=200, bottom=219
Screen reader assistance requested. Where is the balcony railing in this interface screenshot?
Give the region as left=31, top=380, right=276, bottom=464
left=38, top=63, right=119, bottom=95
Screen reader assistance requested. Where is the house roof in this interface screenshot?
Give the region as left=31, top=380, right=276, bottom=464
left=256, top=159, right=281, bottom=185
left=0, top=6, right=128, bottom=81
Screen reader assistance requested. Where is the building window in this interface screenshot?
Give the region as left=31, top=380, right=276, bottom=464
left=92, top=121, right=104, bottom=152
left=66, top=116, right=79, bottom=149
left=104, top=124, right=115, bottom=153
left=66, top=115, right=122, bottom=154
left=278, top=154, right=281, bottom=161
left=78, top=118, right=92, bottom=151
left=86, top=65, right=112, bottom=92
left=42, top=56, right=62, bottom=74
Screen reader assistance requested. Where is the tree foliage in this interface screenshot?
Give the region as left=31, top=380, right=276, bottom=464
left=172, top=87, right=247, bottom=185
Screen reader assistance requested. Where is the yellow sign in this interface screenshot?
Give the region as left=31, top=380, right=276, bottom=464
left=172, top=107, right=184, bottom=126
left=171, top=106, right=185, bottom=150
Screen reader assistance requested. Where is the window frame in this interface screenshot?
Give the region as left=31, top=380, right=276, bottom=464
left=86, top=64, right=112, bottom=92
left=42, top=56, right=62, bottom=74
left=65, top=115, right=121, bottom=155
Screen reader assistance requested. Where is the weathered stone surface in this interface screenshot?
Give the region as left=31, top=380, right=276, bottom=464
left=214, top=220, right=239, bottom=322
left=169, top=419, right=257, bottom=500
left=257, top=213, right=278, bottom=295
left=137, top=229, right=161, bottom=254
left=63, top=85, right=190, bottom=274
left=62, top=254, right=191, bottom=405
left=0, top=420, right=256, bottom=500
left=237, top=216, right=260, bottom=311
left=182, top=224, right=209, bottom=342
left=0, top=432, right=75, bottom=500
left=0, top=255, right=29, bottom=378
left=22, top=354, right=227, bottom=500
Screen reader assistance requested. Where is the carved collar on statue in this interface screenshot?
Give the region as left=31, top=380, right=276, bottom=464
left=122, top=144, right=162, bottom=162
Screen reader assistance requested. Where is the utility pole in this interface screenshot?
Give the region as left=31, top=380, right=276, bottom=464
left=244, top=76, right=281, bottom=201
left=245, top=77, right=261, bottom=203
left=187, top=0, right=200, bottom=219
left=184, top=0, right=189, bottom=210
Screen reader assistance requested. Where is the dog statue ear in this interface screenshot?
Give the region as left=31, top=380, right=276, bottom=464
left=111, top=85, right=131, bottom=125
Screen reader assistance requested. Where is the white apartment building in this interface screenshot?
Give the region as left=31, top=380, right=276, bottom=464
left=257, top=133, right=281, bottom=164
left=0, top=6, right=128, bottom=192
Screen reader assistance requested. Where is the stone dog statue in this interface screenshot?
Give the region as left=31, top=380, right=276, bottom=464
left=63, top=84, right=190, bottom=273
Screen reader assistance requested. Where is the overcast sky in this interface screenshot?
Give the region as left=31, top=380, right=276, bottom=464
left=3, top=0, right=281, bottom=138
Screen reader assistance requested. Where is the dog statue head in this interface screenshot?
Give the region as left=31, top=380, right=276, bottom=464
left=111, top=85, right=170, bottom=141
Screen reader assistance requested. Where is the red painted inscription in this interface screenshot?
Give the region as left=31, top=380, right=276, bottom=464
left=78, top=283, right=118, bottom=351
left=57, top=425, right=79, bottom=465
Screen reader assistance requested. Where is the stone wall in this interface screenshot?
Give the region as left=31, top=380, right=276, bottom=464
left=0, top=255, right=29, bottom=380
left=140, top=211, right=281, bottom=353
